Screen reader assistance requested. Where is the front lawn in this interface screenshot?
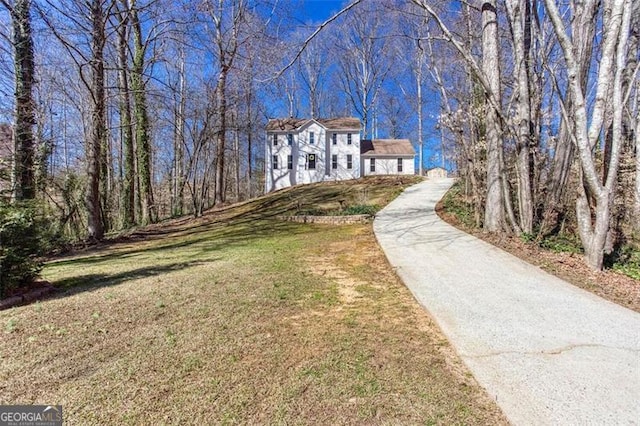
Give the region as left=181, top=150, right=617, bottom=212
left=1, top=177, right=505, bottom=424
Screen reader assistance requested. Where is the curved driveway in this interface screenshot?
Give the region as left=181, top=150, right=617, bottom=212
left=374, top=178, right=640, bottom=425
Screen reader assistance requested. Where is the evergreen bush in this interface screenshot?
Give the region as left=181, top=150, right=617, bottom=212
left=0, top=202, right=50, bottom=298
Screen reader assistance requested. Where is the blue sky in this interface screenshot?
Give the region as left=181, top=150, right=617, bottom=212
left=280, top=0, right=448, bottom=170
left=299, top=0, right=345, bottom=21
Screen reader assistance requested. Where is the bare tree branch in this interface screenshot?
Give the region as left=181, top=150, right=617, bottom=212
left=271, top=0, right=362, bottom=81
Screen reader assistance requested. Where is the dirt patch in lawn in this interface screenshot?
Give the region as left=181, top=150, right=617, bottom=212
left=436, top=199, right=640, bottom=313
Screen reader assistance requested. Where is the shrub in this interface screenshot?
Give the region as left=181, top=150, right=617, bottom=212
left=340, top=205, right=379, bottom=216
left=608, top=245, right=640, bottom=280
left=539, top=234, right=583, bottom=254
left=441, top=182, right=475, bottom=228
left=0, top=203, right=50, bottom=298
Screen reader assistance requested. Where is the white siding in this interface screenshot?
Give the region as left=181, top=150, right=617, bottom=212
left=361, top=156, right=415, bottom=176
left=327, top=131, right=361, bottom=181
left=295, top=122, right=327, bottom=185
left=265, top=133, right=295, bottom=192
left=266, top=122, right=361, bottom=192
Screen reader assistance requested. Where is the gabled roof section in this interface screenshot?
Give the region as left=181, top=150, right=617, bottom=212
left=266, top=118, right=308, bottom=131
left=317, top=117, right=361, bottom=130
left=360, top=139, right=415, bottom=156
left=266, top=117, right=361, bottom=132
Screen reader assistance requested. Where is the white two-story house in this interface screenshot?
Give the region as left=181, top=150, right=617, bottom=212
left=265, top=117, right=362, bottom=192
left=265, top=117, right=416, bottom=192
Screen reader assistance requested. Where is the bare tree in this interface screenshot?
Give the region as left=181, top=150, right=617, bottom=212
left=624, top=0, right=639, bottom=233
left=544, top=0, right=631, bottom=269
left=541, top=0, right=600, bottom=234
left=171, top=41, right=186, bottom=216
left=1, top=0, right=36, bottom=201
left=86, top=0, right=109, bottom=240
left=505, top=0, right=535, bottom=233
left=128, top=0, right=155, bottom=223
left=335, top=2, right=392, bottom=138
left=297, top=36, right=328, bottom=119
left=207, top=0, right=248, bottom=205
left=115, top=0, right=134, bottom=226
left=480, top=0, right=506, bottom=232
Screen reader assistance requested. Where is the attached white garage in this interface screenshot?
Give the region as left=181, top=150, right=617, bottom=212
left=360, top=139, right=416, bottom=176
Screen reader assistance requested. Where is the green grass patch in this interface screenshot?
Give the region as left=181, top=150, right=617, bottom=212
left=440, top=181, right=476, bottom=228
left=608, top=245, right=640, bottom=280
left=539, top=234, right=583, bottom=254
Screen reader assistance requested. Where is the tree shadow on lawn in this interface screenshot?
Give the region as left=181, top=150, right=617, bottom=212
left=49, top=217, right=311, bottom=269
left=121, top=181, right=380, bottom=241
left=50, top=259, right=217, bottom=299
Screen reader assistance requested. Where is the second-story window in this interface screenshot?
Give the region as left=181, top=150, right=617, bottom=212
left=332, top=133, right=337, bottom=145
left=310, top=132, right=315, bottom=144
left=287, top=134, right=293, bottom=145
left=273, top=134, right=277, bottom=146
left=347, top=133, right=352, bottom=145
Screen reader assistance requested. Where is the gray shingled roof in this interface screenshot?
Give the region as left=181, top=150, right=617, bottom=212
left=360, top=139, right=415, bottom=156
left=266, top=117, right=361, bottom=131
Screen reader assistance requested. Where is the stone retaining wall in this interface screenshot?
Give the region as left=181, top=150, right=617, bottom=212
left=279, top=214, right=373, bottom=225
left=0, top=285, right=56, bottom=311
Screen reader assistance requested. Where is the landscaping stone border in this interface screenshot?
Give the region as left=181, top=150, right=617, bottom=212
left=0, top=284, right=56, bottom=311
left=278, top=214, right=373, bottom=225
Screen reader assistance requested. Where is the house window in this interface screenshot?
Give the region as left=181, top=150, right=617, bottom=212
left=332, top=133, right=337, bottom=145
left=273, top=134, right=277, bottom=146
left=398, top=158, right=403, bottom=172
left=347, top=133, right=352, bottom=145
left=273, top=155, right=279, bottom=170
left=307, top=154, right=316, bottom=170
left=370, top=158, right=375, bottom=172
left=332, top=155, right=338, bottom=170
left=310, top=132, right=315, bottom=144
left=347, top=154, right=353, bottom=169
left=288, top=155, right=293, bottom=170
left=287, top=134, right=293, bottom=145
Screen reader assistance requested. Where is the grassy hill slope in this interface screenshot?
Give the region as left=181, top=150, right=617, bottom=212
left=0, top=176, right=506, bottom=424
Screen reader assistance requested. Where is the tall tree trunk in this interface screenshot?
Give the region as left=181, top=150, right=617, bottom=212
left=415, top=42, right=424, bottom=176
left=173, top=45, right=186, bottom=217
left=116, top=1, right=134, bottom=226
left=86, top=0, right=106, bottom=240
left=130, top=0, right=155, bottom=223
left=506, top=0, right=534, bottom=233
left=542, top=0, right=599, bottom=234
left=100, top=112, right=112, bottom=231
left=245, top=83, right=253, bottom=198
left=625, top=0, right=639, bottom=234
left=234, top=120, right=240, bottom=201
left=9, top=0, right=36, bottom=201
left=214, top=65, right=227, bottom=205
left=635, top=102, right=640, bottom=233
left=482, top=0, right=506, bottom=232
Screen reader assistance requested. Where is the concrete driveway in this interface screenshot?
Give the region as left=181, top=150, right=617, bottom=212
left=374, top=178, right=640, bottom=425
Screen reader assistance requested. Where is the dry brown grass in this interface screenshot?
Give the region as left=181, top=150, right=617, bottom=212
left=1, top=177, right=506, bottom=424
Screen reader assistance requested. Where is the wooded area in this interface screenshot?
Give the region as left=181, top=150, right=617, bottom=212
left=0, top=0, right=638, bottom=291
